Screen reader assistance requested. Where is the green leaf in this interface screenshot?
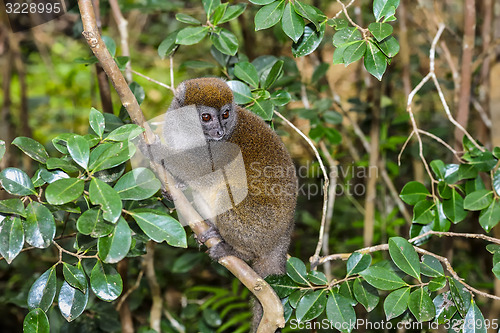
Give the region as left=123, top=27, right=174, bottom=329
left=339, top=281, right=357, bottom=306
left=254, top=0, right=286, bottom=31
left=210, top=28, right=239, bottom=56
left=428, top=276, right=447, bottom=291
left=458, top=163, right=478, bottom=180
left=332, top=27, right=361, bottom=47
left=444, top=164, right=460, bottom=183
left=211, top=3, right=228, bottom=25
left=175, top=13, right=201, bottom=25
left=98, top=217, right=132, bottom=264
left=408, top=287, right=435, bottom=322
left=263, top=60, right=284, bottom=89
left=106, top=124, right=144, bottom=142
left=420, top=255, right=444, bottom=277
left=464, top=189, right=493, bottom=211
left=266, top=274, right=299, bottom=298
left=295, top=289, right=327, bottom=322
left=286, top=257, right=309, bottom=285
left=12, top=137, right=49, bottom=164
left=328, top=18, right=348, bottom=30
left=46, top=157, right=80, bottom=173
left=437, top=181, right=452, bottom=199
left=158, top=31, right=179, bottom=59
left=373, top=0, right=400, bottom=22
left=311, top=63, right=329, bottom=83
left=24, top=202, right=55, bottom=248
left=493, top=170, right=500, bottom=196
left=378, top=37, right=400, bottom=58
left=23, top=308, right=50, bottom=333
left=353, top=278, right=378, bottom=312
left=493, top=262, right=500, bottom=280
left=248, top=99, right=274, bottom=121
left=102, top=35, right=116, bottom=57
left=0, top=198, right=25, bottom=216
left=51, top=133, right=74, bottom=154
left=293, top=0, right=322, bottom=31
left=364, top=40, right=387, bottom=80
left=434, top=292, right=457, bottom=325
left=90, top=261, right=123, bottom=301
left=282, top=2, right=304, bottom=43
left=0, top=140, right=5, bottom=161
left=88, top=142, right=135, bottom=173
left=62, top=262, right=87, bottom=294
left=270, top=90, right=291, bottom=106
left=176, top=26, right=209, bottom=45
left=45, top=178, right=84, bottom=205
left=249, top=0, right=275, bottom=4
left=58, top=281, right=89, bottom=322
left=0, top=167, right=36, bottom=196
left=383, top=287, right=410, bottom=320
left=226, top=80, right=253, bottom=104
left=307, top=271, right=327, bottom=285
left=332, top=44, right=348, bottom=65
left=388, top=237, right=420, bottom=280
left=326, top=292, right=356, bottom=332
left=479, top=199, right=500, bottom=232
left=219, top=4, right=246, bottom=24
left=0, top=216, right=24, bottom=264
left=89, top=108, right=105, bottom=139
left=27, top=266, right=57, bottom=311
left=89, top=178, right=122, bottom=224
left=443, top=188, right=467, bottom=223
left=172, top=252, right=204, bottom=273
left=202, top=0, right=221, bottom=16
left=292, top=23, right=325, bottom=57
left=468, top=151, right=497, bottom=172
left=202, top=308, right=222, bottom=327
left=412, top=200, right=435, bottom=224
left=129, top=209, right=187, bottom=247
left=67, top=135, right=90, bottom=170
left=360, top=266, right=407, bottom=290
left=463, top=302, right=487, bottom=333
left=343, top=41, right=366, bottom=66
left=448, top=277, right=471, bottom=317
left=114, top=168, right=161, bottom=200
left=433, top=200, right=451, bottom=232
left=368, top=22, right=393, bottom=42
left=399, top=181, right=429, bottom=205
left=346, top=252, right=371, bottom=276
left=77, top=208, right=114, bottom=238
left=234, top=62, right=260, bottom=88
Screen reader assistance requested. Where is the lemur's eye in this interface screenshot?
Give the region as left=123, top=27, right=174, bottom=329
left=201, top=113, right=212, bottom=122
left=222, top=110, right=230, bottom=119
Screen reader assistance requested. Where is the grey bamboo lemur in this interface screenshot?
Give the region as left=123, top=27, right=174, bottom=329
left=144, top=78, right=297, bottom=331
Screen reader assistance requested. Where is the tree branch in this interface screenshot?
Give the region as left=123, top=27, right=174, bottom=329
left=77, top=1, right=284, bottom=331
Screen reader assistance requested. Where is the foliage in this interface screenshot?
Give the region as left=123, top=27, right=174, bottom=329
left=1, top=109, right=187, bottom=330
left=1, top=0, right=499, bottom=332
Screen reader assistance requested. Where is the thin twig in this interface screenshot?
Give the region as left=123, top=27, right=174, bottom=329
left=318, top=141, right=338, bottom=279
left=131, top=69, right=174, bottom=92
left=417, top=129, right=463, bottom=161
left=273, top=111, right=330, bottom=267
left=336, top=0, right=367, bottom=36
left=116, top=268, right=145, bottom=311
left=318, top=231, right=500, bottom=301
left=333, top=0, right=356, bottom=19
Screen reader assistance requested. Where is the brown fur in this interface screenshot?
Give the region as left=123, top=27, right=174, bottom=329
left=168, top=78, right=297, bottom=332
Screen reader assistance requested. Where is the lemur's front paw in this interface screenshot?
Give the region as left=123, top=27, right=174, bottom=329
left=198, top=225, right=221, bottom=244
left=207, top=241, right=235, bottom=260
